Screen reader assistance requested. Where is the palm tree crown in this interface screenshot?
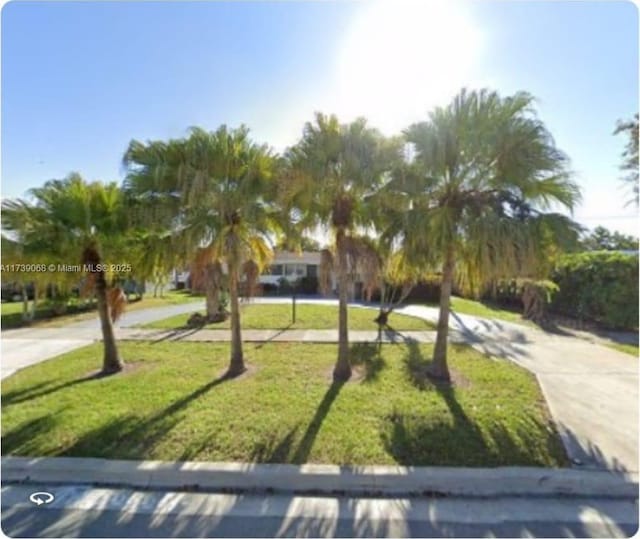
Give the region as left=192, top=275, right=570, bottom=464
left=382, top=89, right=582, bottom=380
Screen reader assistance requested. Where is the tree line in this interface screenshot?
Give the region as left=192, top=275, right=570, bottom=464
left=3, top=88, right=634, bottom=383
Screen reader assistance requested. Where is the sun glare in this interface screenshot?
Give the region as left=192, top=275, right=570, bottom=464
left=328, top=0, right=485, bottom=134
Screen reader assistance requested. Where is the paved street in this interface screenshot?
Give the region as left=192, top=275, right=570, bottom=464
left=2, top=483, right=638, bottom=538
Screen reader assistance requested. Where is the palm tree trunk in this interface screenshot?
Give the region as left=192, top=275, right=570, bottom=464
left=227, top=262, right=245, bottom=377
left=430, top=246, right=455, bottom=381
left=96, top=271, right=124, bottom=374
left=204, top=264, right=221, bottom=321
left=333, top=229, right=351, bottom=381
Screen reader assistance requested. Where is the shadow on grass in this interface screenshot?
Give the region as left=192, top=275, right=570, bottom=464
left=2, top=381, right=55, bottom=405
left=1, top=414, right=62, bottom=456
left=3, top=373, right=235, bottom=459
left=349, top=343, right=386, bottom=382
left=2, top=370, right=121, bottom=407
left=175, top=379, right=346, bottom=464
left=249, top=425, right=300, bottom=463
left=385, top=341, right=568, bottom=467
left=291, top=381, right=345, bottom=463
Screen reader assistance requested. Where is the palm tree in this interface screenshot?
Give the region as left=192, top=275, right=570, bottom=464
left=125, top=126, right=278, bottom=376
left=283, top=113, right=399, bottom=381
left=123, top=139, right=196, bottom=300
left=184, top=126, right=276, bottom=376
left=383, top=89, right=581, bottom=381
left=613, top=113, right=639, bottom=207
left=1, top=204, right=50, bottom=321
left=128, top=229, right=178, bottom=298
left=2, top=174, right=128, bottom=374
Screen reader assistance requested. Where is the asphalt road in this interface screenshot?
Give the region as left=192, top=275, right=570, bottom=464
left=1, top=483, right=638, bottom=538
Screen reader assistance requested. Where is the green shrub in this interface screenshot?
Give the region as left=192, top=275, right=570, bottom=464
left=550, top=251, right=638, bottom=330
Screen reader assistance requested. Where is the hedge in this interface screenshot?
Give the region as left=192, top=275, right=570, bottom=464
left=550, top=251, right=638, bottom=330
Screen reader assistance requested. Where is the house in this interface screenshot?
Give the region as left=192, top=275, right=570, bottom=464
left=171, top=251, right=323, bottom=293
left=259, top=251, right=320, bottom=286
left=171, top=250, right=372, bottom=297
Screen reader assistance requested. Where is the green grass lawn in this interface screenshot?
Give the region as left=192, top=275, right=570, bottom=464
left=1, top=290, right=201, bottom=329
left=443, top=297, right=530, bottom=326
left=605, top=342, right=639, bottom=357
left=143, top=303, right=436, bottom=331
left=1, top=341, right=567, bottom=467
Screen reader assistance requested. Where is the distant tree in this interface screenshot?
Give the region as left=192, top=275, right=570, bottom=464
left=581, top=226, right=638, bottom=251
left=614, top=114, right=639, bottom=207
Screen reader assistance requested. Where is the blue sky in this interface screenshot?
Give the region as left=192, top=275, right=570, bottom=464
left=2, top=0, right=638, bottom=235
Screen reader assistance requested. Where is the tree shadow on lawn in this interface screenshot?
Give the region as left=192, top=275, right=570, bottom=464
left=179, top=381, right=346, bottom=464
left=2, top=370, right=123, bottom=408
left=248, top=425, right=300, bottom=463
left=3, top=356, right=345, bottom=464
left=2, top=381, right=57, bottom=406
left=385, top=341, right=568, bottom=467
left=291, top=381, right=345, bottom=464
left=349, top=342, right=386, bottom=382
left=1, top=414, right=63, bottom=456
left=5, top=373, right=236, bottom=459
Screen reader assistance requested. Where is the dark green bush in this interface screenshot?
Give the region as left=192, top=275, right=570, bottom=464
left=297, top=276, right=319, bottom=294
left=550, top=251, right=638, bottom=330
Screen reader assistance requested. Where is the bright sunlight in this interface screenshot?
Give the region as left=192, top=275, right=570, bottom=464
left=329, top=0, right=486, bottom=134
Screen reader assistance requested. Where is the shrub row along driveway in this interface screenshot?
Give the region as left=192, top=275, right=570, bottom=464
left=1, top=298, right=637, bottom=473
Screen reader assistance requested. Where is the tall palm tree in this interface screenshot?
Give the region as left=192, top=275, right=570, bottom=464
left=125, top=126, right=278, bottom=376
left=183, top=126, right=276, bottom=376
left=123, top=139, right=196, bottom=300
left=283, top=113, right=399, bottom=381
left=2, top=174, right=128, bottom=374
left=383, top=89, right=582, bottom=381
left=613, top=113, right=639, bottom=207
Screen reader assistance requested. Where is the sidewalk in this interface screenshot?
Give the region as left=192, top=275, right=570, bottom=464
left=1, top=327, right=439, bottom=344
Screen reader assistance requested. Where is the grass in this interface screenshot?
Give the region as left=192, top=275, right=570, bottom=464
left=1, top=290, right=201, bottom=329
left=142, top=303, right=436, bottom=331
left=605, top=342, right=639, bottom=357
left=444, top=297, right=531, bottom=326
left=1, top=341, right=567, bottom=467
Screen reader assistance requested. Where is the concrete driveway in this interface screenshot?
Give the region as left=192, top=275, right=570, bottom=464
left=0, top=301, right=204, bottom=380
left=396, top=304, right=639, bottom=474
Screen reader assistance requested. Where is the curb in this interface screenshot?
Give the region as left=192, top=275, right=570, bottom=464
left=2, top=457, right=638, bottom=499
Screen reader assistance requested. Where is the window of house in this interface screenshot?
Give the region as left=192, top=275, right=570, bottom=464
left=269, top=264, right=283, bottom=276
left=285, top=264, right=306, bottom=277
